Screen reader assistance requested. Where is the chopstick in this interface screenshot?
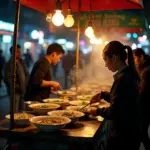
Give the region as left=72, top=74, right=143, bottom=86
left=79, top=103, right=91, bottom=112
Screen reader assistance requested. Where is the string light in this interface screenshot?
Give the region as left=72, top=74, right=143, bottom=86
left=52, top=0, right=64, bottom=26
left=85, top=21, right=94, bottom=38
left=64, top=1, right=74, bottom=28
left=52, top=10, right=64, bottom=26
left=64, top=13, right=74, bottom=27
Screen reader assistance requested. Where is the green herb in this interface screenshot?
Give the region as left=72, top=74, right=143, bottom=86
left=41, top=105, right=48, bottom=108
left=63, top=112, right=71, bottom=116
left=82, top=101, right=87, bottom=105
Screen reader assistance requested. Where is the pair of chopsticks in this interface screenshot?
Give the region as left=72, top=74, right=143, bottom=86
left=79, top=102, right=91, bottom=112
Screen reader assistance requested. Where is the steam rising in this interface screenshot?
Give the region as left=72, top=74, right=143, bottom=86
left=69, top=50, right=114, bottom=87
left=68, top=32, right=132, bottom=88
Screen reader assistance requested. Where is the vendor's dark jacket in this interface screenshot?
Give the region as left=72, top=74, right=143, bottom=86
left=24, top=57, right=52, bottom=102
left=97, top=66, right=140, bottom=138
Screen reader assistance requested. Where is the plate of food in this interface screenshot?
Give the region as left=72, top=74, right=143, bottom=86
left=29, top=103, right=60, bottom=115
left=24, top=101, right=40, bottom=105
left=30, top=116, right=71, bottom=131
left=43, top=98, right=69, bottom=105
left=66, top=105, right=94, bottom=113
left=24, top=101, right=41, bottom=110
left=69, top=100, right=89, bottom=106
left=48, top=110, right=84, bottom=122
left=69, top=100, right=99, bottom=107
left=5, top=112, right=34, bottom=126
left=76, top=95, right=93, bottom=101
left=69, top=87, right=76, bottom=91
left=57, top=91, right=76, bottom=97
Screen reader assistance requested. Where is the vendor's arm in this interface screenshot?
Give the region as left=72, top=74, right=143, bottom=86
left=91, top=77, right=138, bottom=123
left=40, top=80, right=60, bottom=89
left=90, top=97, right=117, bottom=120
left=90, top=91, right=110, bottom=104
left=32, top=61, right=60, bottom=89
left=101, top=91, right=111, bottom=102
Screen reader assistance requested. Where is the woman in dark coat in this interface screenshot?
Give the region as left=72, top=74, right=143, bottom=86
left=90, top=41, right=141, bottom=150
left=133, top=48, right=150, bottom=150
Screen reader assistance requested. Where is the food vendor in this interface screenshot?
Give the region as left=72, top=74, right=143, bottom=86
left=24, top=43, right=65, bottom=102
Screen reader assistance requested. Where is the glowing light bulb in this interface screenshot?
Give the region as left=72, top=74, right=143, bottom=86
left=52, top=10, right=64, bottom=26
left=85, top=26, right=94, bottom=38
left=64, top=15, right=75, bottom=27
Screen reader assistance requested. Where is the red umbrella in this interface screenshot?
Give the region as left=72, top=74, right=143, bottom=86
left=19, top=0, right=143, bottom=13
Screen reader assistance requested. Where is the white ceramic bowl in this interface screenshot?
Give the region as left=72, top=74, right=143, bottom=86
left=5, top=113, right=34, bottom=126
left=66, top=105, right=94, bottom=113
left=76, top=95, right=93, bottom=101
left=43, top=98, right=69, bottom=106
left=57, top=91, right=76, bottom=97
left=29, top=103, right=60, bottom=115
left=69, top=100, right=99, bottom=107
left=24, top=101, right=41, bottom=110
left=30, top=116, right=71, bottom=131
left=69, top=100, right=89, bottom=106
left=48, top=110, right=84, bottom=122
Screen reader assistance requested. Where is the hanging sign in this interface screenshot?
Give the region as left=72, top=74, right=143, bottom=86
left=73, top=11, right=145, bottom=32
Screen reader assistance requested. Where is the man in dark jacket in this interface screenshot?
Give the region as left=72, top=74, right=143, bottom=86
left=24, top=43, right=65, bottom=102
left=4, top=45, right=29, bottom=112
left=133, top=48, right=150, bottom=150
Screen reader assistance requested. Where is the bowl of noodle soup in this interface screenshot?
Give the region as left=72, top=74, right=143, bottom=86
left=30, top=116, right=71, bottom=131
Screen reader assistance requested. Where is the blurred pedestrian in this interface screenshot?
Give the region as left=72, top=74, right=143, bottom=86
left=133, top=48, right=150, bottom=150
left=0, top=50, right=5, bottom=87
left=4, top=45, right=29, bottom=112
left=23, top=49, right=33, bottom=69
left=62, top=51, right=74, bottom=89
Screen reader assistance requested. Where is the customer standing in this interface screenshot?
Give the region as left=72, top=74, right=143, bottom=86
left=133, top=48, right=150, bottom=150
left=90, top=41, right=141, bottom=150
left=0, top=50, right=5, bottom=87
left=4, top=44, right=29, bottom=112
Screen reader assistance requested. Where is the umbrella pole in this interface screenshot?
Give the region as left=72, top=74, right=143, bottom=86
left=76, top=0, right=81, bottom=92
left=10, top=0, right=21, bottom=130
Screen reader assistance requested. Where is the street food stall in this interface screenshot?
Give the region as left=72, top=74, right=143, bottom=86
left=0, top=84, right=111, bottom=150
left=0, top=0, right=143, bottom=149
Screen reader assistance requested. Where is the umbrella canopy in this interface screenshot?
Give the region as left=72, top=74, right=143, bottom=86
left=18, top=0, right=143, bottom=14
